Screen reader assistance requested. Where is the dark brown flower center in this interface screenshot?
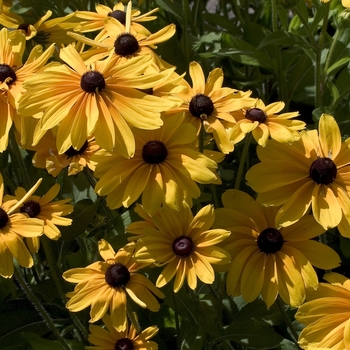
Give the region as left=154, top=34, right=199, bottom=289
left=20, top=200, right=41, bottom=218
left=17, top=23, right=30, bottom=34
left=142, top=140, right=168, bottom=164
left=115, top=338, right=134, bottom=350
left=65, top=140, right=89, bottom=158
left=0, top=207, right=9, bottom=229
left=309, top=157, right=337, bottom=185
left=108, top=10, right=126, bottom=25
left=172, top=236, right=194, bottom=257
left=0, top=64, right=17, bottom=85
left=257, top=228, right=284, bottom=254
left=80, top=71, right=105, bottom=93
left=114, top=33, right=139, bottom=56
left=245, top=108, right=267, bottom=123
left=189, top=93, right=214, bottom=119
left=105, top=263, right=130, bottom=288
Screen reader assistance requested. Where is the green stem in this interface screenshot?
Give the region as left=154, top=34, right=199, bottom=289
left=9, top=127, right=31, bottom=189
left=231, top=0, right=244, bottom=24
left=170, top=288, right=181, bottom=347
left=127, top=303, right=141, bottom=334
left=14, top=266, right=72, bottom=350
left=182, top=0, right=190, bottom=63
left=41, top=237, right=89, bottom=340
left=234, top=133, right=252, bottom=190
left=271, top=0, right=278, bottom=32
left=276, top=296, right=300, bottom=345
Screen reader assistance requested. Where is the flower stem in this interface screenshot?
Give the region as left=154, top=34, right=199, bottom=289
left=14, top=266, right=72, bottom=350
left=276, top=296, right=300, bottom=345
left=127, top=303, right=141, bottom=334
left=234, top=133, right=252, bottom=190
left=9, top=127, right=31, bottom=189
left=271, top=0, right=278, bottom=32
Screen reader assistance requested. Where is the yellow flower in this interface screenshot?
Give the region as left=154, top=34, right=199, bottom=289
left=213, top=189, right=340, bottom=308
left=131, top=202, right=231, bottom=292
left=0, top=28, right=54, bottom=151
left=321, top=0, right=350, bottom=7
left=74, top=2, right=158, bottom=36
left=246, top=114, right=350, bottom=234
left=168, top=61, right=254, bottom=154
left=18, top=45, right=175, bottom=157
left=296, top=272, right=350, bottom=349
left=93, top=114, right=219, bottom=214
left=4, top=183, right=73, bottom=253
left=230, top=99, right=305, bottom=146
left=0, top=7, right=79, bottom=45
left=63, top=240, right=164, bottom=331
left=86, top=313, right=158, bottom=350
left=21, top=124, right=100, bottom=177
left=68, top=2, right=175, bottom=69
left=0, top=173, right=43, bottom=278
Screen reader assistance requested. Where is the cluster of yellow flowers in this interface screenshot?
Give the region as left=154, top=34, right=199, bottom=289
left=1, top=1, right=350, bottom=349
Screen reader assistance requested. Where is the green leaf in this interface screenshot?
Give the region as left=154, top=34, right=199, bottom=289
left=219, top=33, right=275, bottom=70
left=326, top=57, right=350, bottom=75
left=21, top=333, right=85, bottom=350
left=154, top=0, right=183, bottom=22
left=211, top=320, right=284, bottom=349
left=60, top=198, right=98, bottom=241
left=180, top=324, right=204, bottom=350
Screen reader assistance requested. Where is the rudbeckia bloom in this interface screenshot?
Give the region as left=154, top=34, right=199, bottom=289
left=86, top=313, right=158, bottom=350
left=130, top=202, right=231, bottom=292
left=0, top=173, right=43, bottom=278
left=92, top=114, right=219, bottom=214
left=4, top=183, right=73, bottom=253
left=213, top=189, right=340, bottom=308
left=0, top=28, right=54, bottom=151
left=0, top=8, right=79, bottom=45
left=63, top=240, right=164, bottom=331
left=321, top=0, right=350, bottom=7
left=74, top=2, right=158, bottom=36
left=68, top=2, right=175, bottom=69
left=246, top=114, right=350, bottom=234
left=168, top=61, right=255, bottom=154
left=18, top=45, right=175, bottom=157
left=296, top=272, right=350, bottom=349
left=230, top=99, right=305, bottom=146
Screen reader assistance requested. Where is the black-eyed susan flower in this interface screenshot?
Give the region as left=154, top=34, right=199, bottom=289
left=246, top=114, right=350, bottom=235
left=168, top=61, right=255, bottom=154
left=296, top=272, right=350, bottom=349
left=74, top=2, right=158, bottom=36
left=63, top=240, right=164, bottom=331
left=86, top=313, right=158, bottom=350
left=68, top=2, right=175, bottom=69
left=213, top=189, right=340, bottom=308
left=0, top=8, right=79, bottom=45
left=92, top=114, right=219, bottom=214
left=0, top=173, right=43, bottom=278
left=18, top=45, right=175, bottom=157
left=0, top=28, right=54, bottom=151
left=230, top=99, right=305, bottom=146
left=321, top=0, right=350, bottom=7
left=131, top=202, right=231, bottom=293
left=4, top=183, right=73, bottom=253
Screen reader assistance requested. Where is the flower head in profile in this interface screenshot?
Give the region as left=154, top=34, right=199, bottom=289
left=63, top=240, right=164, bottom=331
left=0, top=174, right=43, bottom=278
left=0, top=28, right=54, bottom=151
left=86, top=313, right=158, bottom=350
left=18, top=45, right=175, bottom=157
left=93, top=114, right=219, bottom=214
left=130, top=202, right=231, bottom=292
left=0, top=8, right=79, bottom=44
left=321, top=0, right=350, bottom=8
left=168, top=61, right=254, bottom=154
left=4, top=183, right=73, bottom=253
left=246, top=114, right=350, bottom=235
left=213, top=189, right=340, bottom=308
left=230, top=99, right=305, bottom=146
left=296, top=272, right=350, bottom=350
left=74, top=2, right=158, bottom=36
